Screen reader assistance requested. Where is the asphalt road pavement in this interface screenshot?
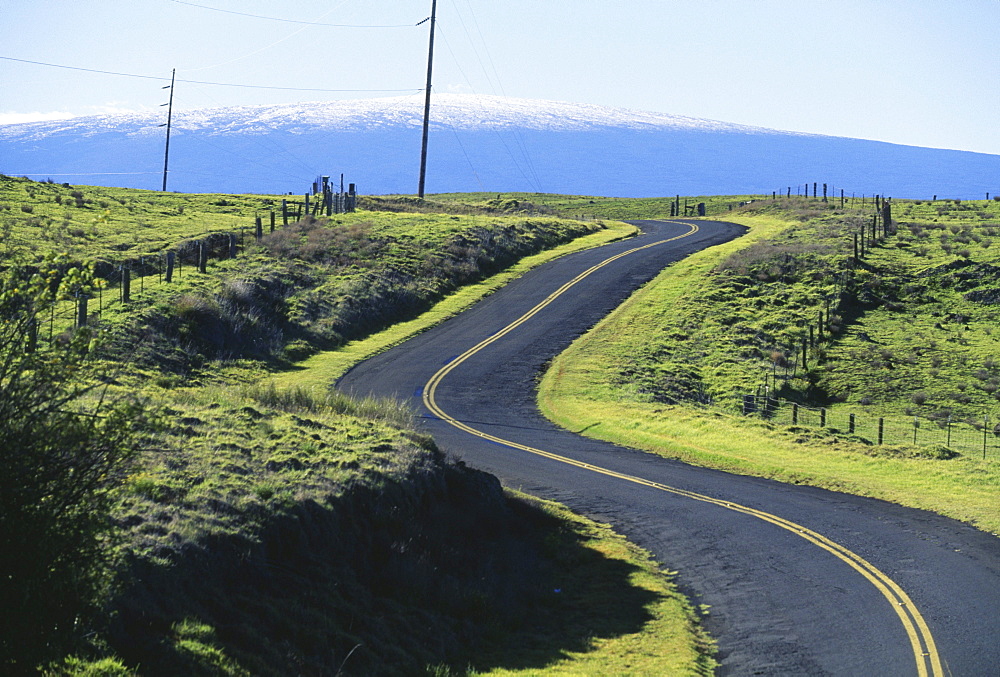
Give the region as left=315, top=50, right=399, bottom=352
left=338, top=220, right=1000, bottom=676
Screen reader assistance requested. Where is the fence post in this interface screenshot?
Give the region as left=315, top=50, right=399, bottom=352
left=270, top=209, right=276, bottom=233
left=76, top=293, right=88, bottom=328
left=947, top=415, right=952, bottom=447
left=165, top=251, right=175, bottom=282
left=121, top=267, right=131, bottom=303
left=849, top=413, right=855, bottom=434
left=255, top=216, right=263, bottom=242
left=198, top=241, right=207, bottom=274
left=282, top=199, right=288, bottom=226
left=820, top=408, right=826, bottom=428
left=792, top=404, right=798, bottom=424
left=228, top=233, right=238, bottom=259
left=913, top=417, right=919, bottom=445
left=985, top=416, right=989, bottom=460
left=878, top=417, right=884, bottom=445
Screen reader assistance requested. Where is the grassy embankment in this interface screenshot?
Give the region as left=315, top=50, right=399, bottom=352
left=2, top=177, right=714, bottom=675
left=430, top=192, right=752, bottom=222
left=538, top=195, right=1000, bottom=535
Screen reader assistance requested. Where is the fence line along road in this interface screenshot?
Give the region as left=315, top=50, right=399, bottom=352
left=741, top=393, right=998, bottom=460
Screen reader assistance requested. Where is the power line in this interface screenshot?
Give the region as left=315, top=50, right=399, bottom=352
left=450, top=0, right=542, bottom=191
left=0, top=56, right=421, bottom=93
left=456, top=0, right=542, bottom=189
left=166, top=0, right=419, bottom=28
left=176, top=0, right=383, bottom=74
left=183, top=82, right=321, bottom=179
left=435, top=25, right=541, bottom=192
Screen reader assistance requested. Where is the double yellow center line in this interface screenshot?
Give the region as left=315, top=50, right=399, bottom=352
left=421, top=221, right=943, bottom=676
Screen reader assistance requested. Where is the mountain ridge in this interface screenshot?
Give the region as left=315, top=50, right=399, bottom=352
left=0, top=94, right=797, bottom=137
left=1, top=94, right=997, bottom=198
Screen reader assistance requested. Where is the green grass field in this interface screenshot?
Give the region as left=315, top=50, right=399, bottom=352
left=11, top=178, right=999, bottom=674
left=538, top=198, right=1000, bottom=535
left=3, top=178, right=715, bottom=675
left=0, top=174, right=283, bottom=262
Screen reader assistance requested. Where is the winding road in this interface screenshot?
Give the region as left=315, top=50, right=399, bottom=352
left=338, top=219, right=1000, bottom=676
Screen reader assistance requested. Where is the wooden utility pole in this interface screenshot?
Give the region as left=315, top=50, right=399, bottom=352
left=417, top=0, right=437, bottom=199
left=161, top=68, right=176, bottom=192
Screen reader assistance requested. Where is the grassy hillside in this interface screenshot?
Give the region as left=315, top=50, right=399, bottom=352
left=19, top=177, right=996, bottom=674
left=1, top=178, right=713, bottom=675
left=539, top=195, right=1000, bottom=534
left=0, top=175, right=278, bottom=263
left=429, top=192, right=752, bottom=221
left=84, top=385, right=712, bottom=676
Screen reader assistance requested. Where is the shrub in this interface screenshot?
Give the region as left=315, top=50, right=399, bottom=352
left=260, top=216, right=383, bottom=265
left=0, top=258, right=148, bottom=671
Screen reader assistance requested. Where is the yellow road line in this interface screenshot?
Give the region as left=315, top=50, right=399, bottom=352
left=421, top=220, right=943, bottom=677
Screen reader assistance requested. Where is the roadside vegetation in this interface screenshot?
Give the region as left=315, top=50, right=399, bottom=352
left=539, top=195, right=1000, bottom=534
left=1, top=258, right=148, bottom=672
left=11, top=173, right=997, bottom=674
left=0, top=176, right=277, bottom=263
left=430, top=191, right=750, bottom=221
left=1, top=176, right=710, bottom=675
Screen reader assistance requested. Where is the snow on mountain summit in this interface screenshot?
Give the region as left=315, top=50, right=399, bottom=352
left=2, top=93, right=996, bottom=198
left=0, top=94, right=781, bottom=139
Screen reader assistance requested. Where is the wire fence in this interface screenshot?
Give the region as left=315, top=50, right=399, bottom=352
left=38, top=184, right=360, bottom=335
left=740, top=394, right=999, bottom=460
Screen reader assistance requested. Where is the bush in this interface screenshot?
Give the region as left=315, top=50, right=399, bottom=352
left=260, top=216, right=383, bottom=265
left=0, top=257, right=148, bottom=672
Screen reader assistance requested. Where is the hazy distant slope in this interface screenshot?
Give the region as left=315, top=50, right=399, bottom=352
left=1, top=93, right=997, bottom=198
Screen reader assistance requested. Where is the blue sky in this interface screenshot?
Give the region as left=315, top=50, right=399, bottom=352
left=2, top=0, right=998, bottom=155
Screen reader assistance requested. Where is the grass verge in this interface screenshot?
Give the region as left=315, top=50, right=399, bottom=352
left=538, top=209, right=1000, bottom=535
left=266, top=221, right=637, bottom=390
left=463, top=493, right=715, bottom=677
left=48, top=383, right=715, bottom=676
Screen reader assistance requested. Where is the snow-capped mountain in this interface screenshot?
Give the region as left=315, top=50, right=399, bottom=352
left=1, top=93, right=997, bottom=198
